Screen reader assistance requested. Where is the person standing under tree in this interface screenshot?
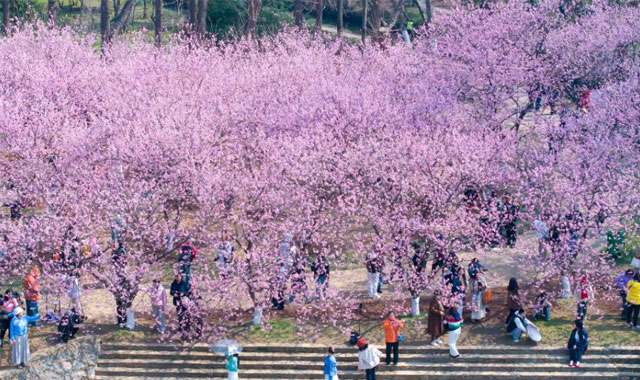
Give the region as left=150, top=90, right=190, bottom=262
left=616, top=269, right=634, bottom=320
left=177, top=242, right=197, bottom=285
left=22, top=268, right=41, bottom=327
left=575, top=275, right=593, bottom=321
left=311, top=254, right=330, bottom=300
left=366, top=251, right=383, bottom=300
left=0, top=290, right=19, bottom=347
left=67, top=274, right=83, bottom=315
left=427, top=290, right=445, bottom=346
left=626, top=272, right=640, bottom=330
left=470, top=271, right=487, bottom=323
left=382, top=311, right=404, bottom=366
left=148, top=278, right=166, bottom=333
left=506, top=278, right=522, bottom=324
left=170, top=274, right=190, bottom=328
left=9, top=307, right=40, bottom=369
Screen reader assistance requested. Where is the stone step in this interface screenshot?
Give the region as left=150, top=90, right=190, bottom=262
left=93, top=367, right=628, bottom=380
left=97, top=358, right=640, bottom=373
left=100, top=342, right=640, bottom=355
left=98, top=350, right=640, bottom=364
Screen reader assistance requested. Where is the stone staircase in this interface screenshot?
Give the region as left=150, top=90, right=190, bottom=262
left=95, top=342, right=640, bottom=380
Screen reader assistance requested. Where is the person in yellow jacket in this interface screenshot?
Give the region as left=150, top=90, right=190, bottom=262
left=382, top=311, right=404, bottom=365
left=626, top=273, right=640, bottom=330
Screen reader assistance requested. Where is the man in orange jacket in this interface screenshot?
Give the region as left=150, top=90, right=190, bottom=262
left=382, top=311, right=404, bottom=365
left=23, top=268, right=41, bottom=327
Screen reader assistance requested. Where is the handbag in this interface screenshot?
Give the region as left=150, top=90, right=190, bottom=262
left=482, top=288, right=494, bottom=304
left=397, top=334, right=404, bottom=342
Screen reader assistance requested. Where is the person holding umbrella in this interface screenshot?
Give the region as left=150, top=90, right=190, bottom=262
left=225, top=352, right=239, bottom=380
left=211, top=339, right=242, bottom=380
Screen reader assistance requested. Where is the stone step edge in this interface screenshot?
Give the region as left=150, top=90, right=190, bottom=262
left=100, top=342, right=640, bottom=351
left=99, top=350, right=639, bottom=359
left=94, top=368, right=632, bottom=376
left=97, top=358, right=640, bottom=367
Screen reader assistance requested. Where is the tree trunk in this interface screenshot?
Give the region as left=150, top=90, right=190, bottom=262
left=154, top=0, right=161, bottom=47
left=337, top=0, right=343, bottom=38
left=47, top=0, right=57, bottom=24
left=196, top=0, right=205, bottom=35
left=370, top=0, right=382, bottom=43
left=100, top=0, right=111, bottom=45
left=189, top=0, right=196, bottom=31
left=112, top=0, right=120, bottom=15
left=425, top=0, right=432, bottom=25
left=2, top=0, right=9, bottom=36
left=361, top=0, right=367, bottom=43
left=314, top=0, right=322, bottom=34
left=142, top=0, right=146, bottom=19
left=111, top=0, right=136, bottom=36
left=245, top=0, right=261, bottom=38
left=293, top=0, right=302, bottom=28
left=411, top=296, right=420, bottom=316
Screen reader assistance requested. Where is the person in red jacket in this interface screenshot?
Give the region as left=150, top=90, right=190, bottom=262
left=23, top=268, right=41, bottom=327
left=382, top=311, right=404, bottom=365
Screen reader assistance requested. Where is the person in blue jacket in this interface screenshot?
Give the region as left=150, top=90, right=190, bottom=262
left=323, top=346, right=338, bottom=380
left=9, top=306, right=40, bottom=369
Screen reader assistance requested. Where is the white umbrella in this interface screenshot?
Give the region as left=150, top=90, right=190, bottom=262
left=210, top=339, right=243, bottom=356
left=524, top=319, right=542, bottom=342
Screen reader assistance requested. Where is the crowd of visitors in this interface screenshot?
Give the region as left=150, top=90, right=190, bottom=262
left=0, top=218, right=638, bottom=378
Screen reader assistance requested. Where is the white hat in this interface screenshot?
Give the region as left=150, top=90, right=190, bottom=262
left=13, top=307, right=24, bottom=315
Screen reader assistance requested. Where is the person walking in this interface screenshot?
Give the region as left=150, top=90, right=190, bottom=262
left=225, top=352, right=239, bottom=380
left=323, top=346, right=338, bottom=380
left=366, top=252, right=383, bottom=300
left=148, top=278, right=166, bottom=333
left=22, top=268, right=41, bottom=327
left=506, top=278, right=522, bottom=324
left=567, top=319, right=588, bottom=368
left=427, top=290, right=445, bottom=346
left=382, top=311, right=404, bottom=365
left=575, top=275, right=594, bottom=321
left=9, top=306, right=40, bottom=369
left=0, top=290, right=19, bottom=347
left=626, top=272, right=640, bottom=330
left=356, top=338, right=382, bottom=380
left=616, top=269, right=635, bottom=320
left=443, top=307, right=463, bottom=358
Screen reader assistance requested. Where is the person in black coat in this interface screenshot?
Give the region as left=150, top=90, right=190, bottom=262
left=567, top=319, right=588, bottom=368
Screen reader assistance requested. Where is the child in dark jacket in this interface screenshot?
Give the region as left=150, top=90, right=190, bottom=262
left=567, top=319, right=588, bottom=368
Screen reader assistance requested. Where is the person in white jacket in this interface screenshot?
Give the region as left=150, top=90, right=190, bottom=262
left=356, top=338, right=382, bottom=380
